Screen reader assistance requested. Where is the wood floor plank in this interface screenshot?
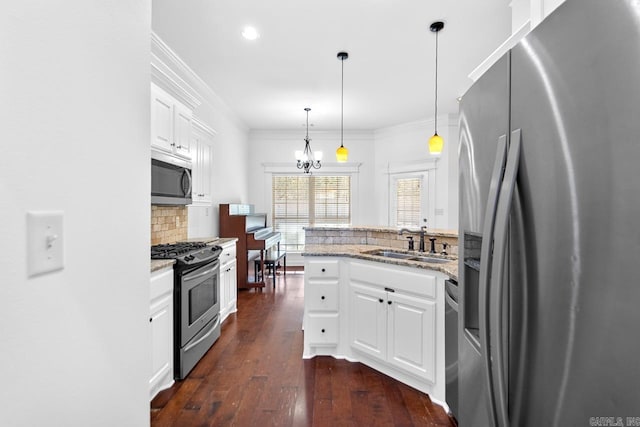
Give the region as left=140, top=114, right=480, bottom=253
left=150, top=271, right=455, bottom=427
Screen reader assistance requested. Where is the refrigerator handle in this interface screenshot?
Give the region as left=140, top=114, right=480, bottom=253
left=478, top=135, right=508, bottom=427
left=490, top=129, right=522, bottom=427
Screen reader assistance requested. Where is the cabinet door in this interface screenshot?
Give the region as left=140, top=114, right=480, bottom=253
left=349, top=282, right=387, bottom=361
left=150, top=86, right=174, bottom=153
left=219, top=265, right=228, bottom=316
left=150, top=293, right=173, bottom=399
left=192, top=136, right=213, bottom=203
left=173, top=102, right=192, bottom=159
left=220, top=258, right=237, bottom=322
left=225, top=260, right=237, bottom=313
left=387, top=292, right=436, bottom=382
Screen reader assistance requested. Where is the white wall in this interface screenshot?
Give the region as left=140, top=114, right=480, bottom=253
left=247, top=117, right=459, bottom=233
left=188, top=98, right=250, bottom=238
left=374, top=115, right=459, bottom=229
left=1, top=2, right=151, bottom=427
left=248, top=130, right=377, bottom=226
left=149, top=34, right=251, bottom=239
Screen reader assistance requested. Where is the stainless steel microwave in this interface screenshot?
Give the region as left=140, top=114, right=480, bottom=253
left=151, top=150, right=192, bottom=205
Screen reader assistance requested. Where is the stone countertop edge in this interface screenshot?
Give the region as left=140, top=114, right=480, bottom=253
left=151, top=259, right=176, bottom=272
left=304, top=226, right=458, bottom=238
left=183, top=236, right=238, bottom=246
left=303, top=244, right=458, bottom=281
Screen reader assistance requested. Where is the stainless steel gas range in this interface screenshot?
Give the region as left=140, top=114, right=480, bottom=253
left=151, top=242, right=223, bottom=379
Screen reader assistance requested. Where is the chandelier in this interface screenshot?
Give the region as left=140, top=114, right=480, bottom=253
left=295, top=107, right=322, bottom=173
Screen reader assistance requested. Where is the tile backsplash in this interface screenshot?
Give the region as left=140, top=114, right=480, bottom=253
left=151, top=205, right=187, bottom=245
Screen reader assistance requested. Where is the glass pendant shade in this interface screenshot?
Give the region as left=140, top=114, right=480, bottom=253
left=336, top=144, right=348, bottom=162
left=428, top=133, right=444, bottom=155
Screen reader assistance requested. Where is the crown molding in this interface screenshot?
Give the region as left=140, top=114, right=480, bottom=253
left=192, top=115, right=217, bottom=138
left=151, top=32, right=248, bottom=131
left=262, top=162, right=362, bottom=174
left=250, top=129, right=374, bottom=143
left=374, top=114, right=458, bottom=138
left=385, top=158, right=439, bottom=174
left=151, top=33, right=202, bottom=110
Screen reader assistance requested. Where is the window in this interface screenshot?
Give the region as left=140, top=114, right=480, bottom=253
left=273, top=175, right=351, bottom=251
left=395, top=177, right=422, bottom=227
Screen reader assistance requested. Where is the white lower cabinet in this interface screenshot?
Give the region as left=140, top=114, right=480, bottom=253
left=387, top=290, right=436, bottom=381
left=349, top=281, right=436, bottom=382
left=219, top=239, right=237, bottom=322
left=150, top=267, right=174, bottom=400
left=303, top=259, right=340, bottom=354
left=303, top=256, right=446, bottom=401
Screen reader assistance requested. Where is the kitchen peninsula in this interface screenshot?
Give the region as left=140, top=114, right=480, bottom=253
left=302, top=226, right=458, bottom=404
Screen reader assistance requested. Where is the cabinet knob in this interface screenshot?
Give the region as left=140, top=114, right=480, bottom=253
left=321, top=329, right=325, bottom=333
left=378, top=298, right=383, bottom=303
left=321, top=296, right=325, bottom=300
left=170, top=143, right=176, bottom=147
left=321, top=268, right=326, bottom=272
left=149, top=317, right=153, bottom=323
left=388, top=301, right=392, bottom=305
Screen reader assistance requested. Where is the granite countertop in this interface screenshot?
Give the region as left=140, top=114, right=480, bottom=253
left=304, top=244, right=458, bottom=281
left=182, top=236, right=238, bottom=246
left=304, top=226, right=458, bottom=238
left=151, top=259, right=175, bottom=272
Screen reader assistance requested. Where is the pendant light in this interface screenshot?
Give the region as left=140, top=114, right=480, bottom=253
left=295, top=108, right=322, bottom=173
left=336, top=51, right=349, bottom=162
left=428, top=21, right=445, bottom=156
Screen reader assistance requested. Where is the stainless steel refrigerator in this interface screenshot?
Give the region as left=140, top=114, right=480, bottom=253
left=457, top=0, right=640, bottom=426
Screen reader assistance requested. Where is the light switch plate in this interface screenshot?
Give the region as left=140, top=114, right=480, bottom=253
left=27, top=211, right=64, bottom=277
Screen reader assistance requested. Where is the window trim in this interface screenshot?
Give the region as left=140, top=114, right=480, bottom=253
left=262, top=162, right=362, bottom=254
left=391, top=173, right=427, bottom=228
left=385, top=159, right=438, bottom=228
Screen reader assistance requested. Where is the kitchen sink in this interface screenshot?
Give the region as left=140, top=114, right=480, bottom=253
left=366, top=250, right=452, bottom=264
left=369, top=250, right=417, bottom=260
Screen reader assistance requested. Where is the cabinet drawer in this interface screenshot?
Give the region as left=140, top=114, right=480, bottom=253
left=305, top=314, right=339, bottom=346
left=305, top=282, right=339, bottom=311
left=220, top=245, right=236, bottom=267
left=306, top=259, right=339, bottom=279
left=150, top=268, right=173, bottom=301
left=350, top=261, right=436, bottom=299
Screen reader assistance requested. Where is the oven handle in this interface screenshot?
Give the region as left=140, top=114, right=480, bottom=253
left=183, top=316, right=220, bottom=352
left=183, top=263, right=218, bottom=282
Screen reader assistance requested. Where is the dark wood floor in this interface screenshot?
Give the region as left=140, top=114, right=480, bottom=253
left=151, top=269, right=455, bottom=427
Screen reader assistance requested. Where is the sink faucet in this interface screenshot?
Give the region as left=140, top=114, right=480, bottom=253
left=398, top=226, right=428, bottom=252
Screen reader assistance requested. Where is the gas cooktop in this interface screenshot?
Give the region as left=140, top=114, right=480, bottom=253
left=151, top=242, right=222, bottom=266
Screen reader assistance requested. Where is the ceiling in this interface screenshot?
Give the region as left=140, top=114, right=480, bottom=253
left=152, top=0, right=511, bottom=131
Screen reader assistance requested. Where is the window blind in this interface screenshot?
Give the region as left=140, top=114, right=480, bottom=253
left=396, top=177, right=421, bottom=228
left=273, top=175, right=351, bottom=251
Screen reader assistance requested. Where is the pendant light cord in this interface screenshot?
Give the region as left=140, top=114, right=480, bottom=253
left=434, top=29, right=438, bottom=134
left=341, top=57, right=344, bottom=148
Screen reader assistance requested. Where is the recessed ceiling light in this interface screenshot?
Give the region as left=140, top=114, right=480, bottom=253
left=242, top=26, right=259, bottom=40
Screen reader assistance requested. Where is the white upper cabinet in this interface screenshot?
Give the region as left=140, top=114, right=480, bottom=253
left=150, top=85, right=175, bottom=153
left=191, top=117, right=216, bottom=205
left=150, top=83, right=193, bottom=160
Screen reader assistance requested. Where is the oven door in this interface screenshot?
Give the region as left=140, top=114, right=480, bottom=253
left=179, top=260, right=220, bottom=346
